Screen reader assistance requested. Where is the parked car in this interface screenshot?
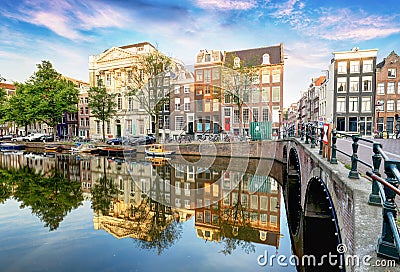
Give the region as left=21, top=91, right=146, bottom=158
left=25, top=133, right=46, bottom=142
left=12, top=135, right=27, bottom=142
left=106, top=137, right=123, bottom=145
left=1, top=134, right=15, bottom=141
left=39, top=134, right=55, bottom=142
left=130, top=135, right=156, bottom=146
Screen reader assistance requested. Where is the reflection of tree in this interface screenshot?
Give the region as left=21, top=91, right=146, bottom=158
left=132, top=198, right=182, bottom=255
left=91, top=176, right=119, bottom=215
left=0, top=170, right=13, bottom=203
left=218, top=177, right=255, bottom=255
left=12, top=167, right=83, bottom=231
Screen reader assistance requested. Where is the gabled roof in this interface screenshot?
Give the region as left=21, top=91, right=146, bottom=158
left=377, top=50, right=399, bottom=68
left=225, top=43, right=284, bottom=66
left=0, top=83, right=15, bottom=90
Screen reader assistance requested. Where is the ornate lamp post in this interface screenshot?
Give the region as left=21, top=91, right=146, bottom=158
left=278, top=110, right=282, bottom=139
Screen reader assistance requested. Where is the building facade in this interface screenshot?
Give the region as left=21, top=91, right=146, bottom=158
left=376, top=51, right=400, bottom=135
left=332, top=47, right=377, bottom=136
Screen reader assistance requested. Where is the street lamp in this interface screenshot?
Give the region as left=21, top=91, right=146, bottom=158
left=278, top=110, right=282, bottom=139
left=375, top=101, right=383, bottom=133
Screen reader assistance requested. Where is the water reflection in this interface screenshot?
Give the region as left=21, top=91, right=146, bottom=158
left=0, top=152, right=282, bottom=256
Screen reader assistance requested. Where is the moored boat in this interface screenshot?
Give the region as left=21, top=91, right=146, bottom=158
left=70, top=143, right=99, bottom=154
left=98, top=147, right=136, bottom=157
left=145, top=144, right=175, bottom=157
left=0, top=142, right=26, bottom=152
left=44, top=144, right=63, bottom=152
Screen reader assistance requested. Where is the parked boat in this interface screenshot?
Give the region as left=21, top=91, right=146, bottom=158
left=98, top=147, right=136, bottom=157
left=0, top=143, right=26, bottom=152
left=145, top=144, right=175, bottom=157
left=70, top=143, right=99, bottom=154
left=44, top=145, right=63, bottom=152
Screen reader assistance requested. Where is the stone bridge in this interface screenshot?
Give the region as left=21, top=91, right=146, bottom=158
left=157, top=140, right=390, bottom=272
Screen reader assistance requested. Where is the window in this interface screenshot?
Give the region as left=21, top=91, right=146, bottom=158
left=224, top=108, right=231, bottom=117
left=106, top=120, right=111, bottom=134
left=175, top=116, right=184, bottom=130
left=195, top=70, right=203, bottom=81
left=196, top=86, right=202, bottom=95
left=398, top=100, right=400, bottom=111
left=262, top=53, right=270, bottom=64
left=139, top=120, right=144, bottom=134
left=262, top=88, right=270, bottom=102
left=174, top=86, right=180, bottom=94
left=272, top=70, right=280, bottom=83
left=387, top=82, right=395, bottom=94
left=337, top=62, right=347, bottom=74
left=388, top=68, right=396, bottom=78
left=164, top=116, right=170, bottom=129
left=262, top=70, right=270, bottom=83
left=204, top=85, right=210, bottom=94
left=204, top=99, right=211, bottom=112
left=252, top=75, right=260, bottom=85
left=387, top=117, right=394, bottom=133
left=85, top=107, right=89, bottom=114
left=253, top=108, right=259, bottom=122
left=204, top=69, right=211, bottom=83
left=361, top=97, right=371, bottom=112
left=175, top=98, right=181, bottom=111
left=127, top=120, right=132, bottom=134
left=337, top=77, right=347, bottom=92
left=117, top=94, right=122, bottom=110
left=350, top=77, right=359, bottom=92
left=233, top=109, right=240, bottom=123
left=377, top=100, right=384, bottom=111
left=350, top=61, right=360, bottom=73
left=337, top=97, right=346, bottom=112
left=196, top=100, right=203, bottom=112
left=213, top=99, right=219, bottom=112
left=184, top=97, right=190, bottom=111
left=262, top=108, right=269, bottom=122
left=106, top=74, right=111, bottom=86
left=127, top=70, right=132, bottom=83
left=224, top=94, right=231, bottom=103
left=362, top=76, right=372, bottom=92
left=377, top=83, right=385, bottom=95
left=212, top=68, right=220, bottom=80
left=363, top=60, right=373, bottom=72
left=349, top=117, right=358, bottom=132
left=272, top=87, right=280, bottom=102
left=243, top=108, right=249, bottom=124
left=349, top=97, right=358, bottom=112
left=205, top=53, right=211, bottom=62
left=80, top=107, right=84, bottom=114
left=234, top=57, right=240, bottom=68
left=337, top=117, right=345, bottom=131
left=86, top=118, right=89, bottom=126
left=128, top=97, right=133, bottom=111
left=252, top=88, right=259, bottom=103
left=387, top=100, right=395, bottom=111
left=80, top=118, right=84, bottom=126
left=184, top=85, right=190, bottom=93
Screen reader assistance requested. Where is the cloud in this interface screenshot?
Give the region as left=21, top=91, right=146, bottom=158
left=195, top=0, right=258, bottom=10
left=0, top=0, right=128, bottom=41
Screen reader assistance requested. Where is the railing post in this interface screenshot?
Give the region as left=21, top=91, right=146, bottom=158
left=369, top=142, right=383, bottom=206
left=311, top=124, right=316, bottom=148
left=305, top=124, right=310, bottom=144
left=348, top=135, right=360, bottom=179
left=300, top=124, right=304, bottom=141
left=319, top=127, right=323, bottom=155
left=377, top=160, right=400, bottom=260
left=330, top=129, right=338, bottom=164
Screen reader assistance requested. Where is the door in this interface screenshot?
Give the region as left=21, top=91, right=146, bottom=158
left=116, top=124, right=121, bottom=137
left=224, top=117, right=230, bottom=131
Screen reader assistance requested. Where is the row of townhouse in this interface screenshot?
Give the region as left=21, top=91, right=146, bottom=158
left=294, top=48, right=400, bottom=137
left=88, top=42, right=284, bottom=140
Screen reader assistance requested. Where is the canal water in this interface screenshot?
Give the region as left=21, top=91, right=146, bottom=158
left=0, top=152, right=296, bottom=272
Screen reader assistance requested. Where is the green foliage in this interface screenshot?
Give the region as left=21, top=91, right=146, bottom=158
left=3, top=167, right=83, bottom=231
left=88, top=79, right=117, bottom=142
left=4, top=83, right=35, bottom=129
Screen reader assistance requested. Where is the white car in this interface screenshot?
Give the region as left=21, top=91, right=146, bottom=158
left=25, top=133, right=46, bottom=142
left=12, top=135, right=27, bottom=141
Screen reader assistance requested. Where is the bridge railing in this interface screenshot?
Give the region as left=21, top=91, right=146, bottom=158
left=284, top=124, right=400, bottom=261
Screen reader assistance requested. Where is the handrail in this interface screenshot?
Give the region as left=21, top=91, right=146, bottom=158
left=292, top=122, right=400, bottom=261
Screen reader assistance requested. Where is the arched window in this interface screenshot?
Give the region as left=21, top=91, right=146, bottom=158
left=262, top=53, right=270, bottom=64
left=117, top=94, right=122, bottom=110
left=234, top=57, right=240, bottom=68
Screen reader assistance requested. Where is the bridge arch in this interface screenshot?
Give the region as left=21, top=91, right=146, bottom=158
left=285, top=147, right=302, bottom=236
left=303, top=176, right=344, bottom=271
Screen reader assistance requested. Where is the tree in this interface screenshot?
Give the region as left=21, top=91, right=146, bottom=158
left=0, top=75, right=9, bottom=126
left=222, top=54, right=259, bottom=137
left=126, top=50, right=173, bottom=143
left=88, top=79, right=117, bottom=142
left=4, top=83, right=36, bottom=135
left=24, top=60, right=79, bottom=141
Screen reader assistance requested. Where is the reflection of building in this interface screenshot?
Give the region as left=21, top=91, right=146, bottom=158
left=195, top=173, right=281, bottom=248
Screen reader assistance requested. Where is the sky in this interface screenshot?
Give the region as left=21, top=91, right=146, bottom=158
left=0, top=0, right=399, bottom=107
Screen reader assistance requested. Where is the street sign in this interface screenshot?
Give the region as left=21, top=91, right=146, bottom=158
left=323, top=123, right=330, bottom=144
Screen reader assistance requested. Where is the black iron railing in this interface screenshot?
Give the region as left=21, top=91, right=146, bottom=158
left=283, top=124, right=400, bottom=261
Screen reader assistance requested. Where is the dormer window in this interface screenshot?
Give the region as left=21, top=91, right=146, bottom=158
left=233, top=57, right=240, bottom=68
left=388, top=68, right=396, bottom=78
left=205, top=53, right=211, bottom=62
left=262, top=53, right=270, bottom=64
